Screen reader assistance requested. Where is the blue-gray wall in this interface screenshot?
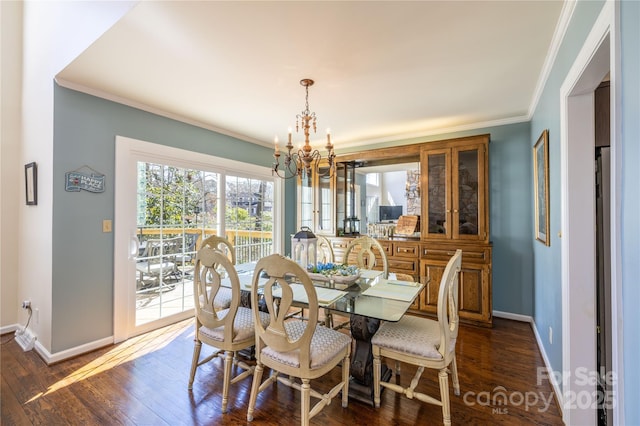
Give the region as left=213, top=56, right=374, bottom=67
left=620, top=0, right=639, bottom=422
left=52, top=85, right=295, bottom=352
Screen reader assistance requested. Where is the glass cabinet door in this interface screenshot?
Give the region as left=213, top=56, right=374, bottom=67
left=335, top=162, right=359, bottom=236
left=453, top=146, right=481, bottom=240
left=421, top=142, right=487, bottom=241
left=316, top=162, right=335, bottom=234
left=422, top=148, right=451, bottom=239
left=296, top=161, right=336, bottom=235
left=297, top=173, right=313, bottom=230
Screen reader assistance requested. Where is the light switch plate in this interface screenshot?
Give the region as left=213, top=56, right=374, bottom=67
left=102, top=219, right=112, bottom=233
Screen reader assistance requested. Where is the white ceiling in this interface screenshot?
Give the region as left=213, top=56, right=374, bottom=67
left=56, top=1, right=565, bottom=151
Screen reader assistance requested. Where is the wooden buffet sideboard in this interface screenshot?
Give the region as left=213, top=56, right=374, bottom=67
left=299, top=134, right=493, bottom=327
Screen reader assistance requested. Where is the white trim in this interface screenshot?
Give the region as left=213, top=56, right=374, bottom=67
left=55, top=78, right=271, bottom=149
left=492, top=310, right=532, bottom=323
left=609, top=2, right=624, bottom=423
left=56, top=77, right=531, bottom=150
left=34, top=336, right=114, bottom=365
left=0, top=324, right=19, bottom=335
left=121, top=137, right=276, bottom=179
left=528, top=0, right=577, bottom=118
left=114, top=136, right=285, bottom=343
left=345, top=115, right=530, bottom=150
left=531, top=319, right=564, bottom=418
left=559, top=2, right=621, bottom=424
left=489, top=313, right=565, bottom=417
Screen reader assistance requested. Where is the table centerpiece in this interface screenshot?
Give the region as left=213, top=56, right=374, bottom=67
left=306, top=262, right=360, bottom=284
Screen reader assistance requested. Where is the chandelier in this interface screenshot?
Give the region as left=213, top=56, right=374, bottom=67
left=272, top=79, right=336, bottom=179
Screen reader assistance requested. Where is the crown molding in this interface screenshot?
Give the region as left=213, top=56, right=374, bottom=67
left=528, top=0, right=578, bottom=119
left=54, top=77, right=272, bottom=149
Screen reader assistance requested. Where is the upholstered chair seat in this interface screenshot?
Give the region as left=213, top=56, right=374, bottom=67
left=188, top=247, right=269, bottom=414
left=246, top=254, right=351, bottom=426
left=372, top=315, right=456, bottom=360
left=199, top=306, right=268, bottom=343
left=372, top=249, right=463, bottom=426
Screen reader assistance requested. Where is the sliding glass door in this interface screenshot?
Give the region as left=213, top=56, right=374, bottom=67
left=114, top=136, right=282, bottom=341
left=135, top=163, right=221, bottom=326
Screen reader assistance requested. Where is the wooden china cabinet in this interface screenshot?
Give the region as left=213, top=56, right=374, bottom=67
left=419, top=135, right=492, bottom=326
left=297, top=134, right=492, bottom=327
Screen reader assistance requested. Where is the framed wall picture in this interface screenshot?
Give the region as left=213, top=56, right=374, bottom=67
left=25, top=162, right=37, bottom=205
left=533, top=130, right=550, bottom=246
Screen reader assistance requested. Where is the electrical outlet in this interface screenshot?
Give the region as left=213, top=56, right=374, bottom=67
left=549, top=326, right=553, bottom=344
left=22, top=300, right=31, bottom=309
left=102, top=219, right=112, bottom=233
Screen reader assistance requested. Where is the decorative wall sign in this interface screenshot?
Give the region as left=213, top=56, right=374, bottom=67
left=25, top=162, right=37, bottom=205
left=65, top=165, right=105, bottom=193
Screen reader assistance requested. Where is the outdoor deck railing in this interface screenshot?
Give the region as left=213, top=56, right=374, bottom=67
left=137, top=227, right=273, bottom=265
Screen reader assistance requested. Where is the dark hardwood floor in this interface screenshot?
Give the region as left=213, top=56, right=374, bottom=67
left=1, top=317, right=563, bottom=425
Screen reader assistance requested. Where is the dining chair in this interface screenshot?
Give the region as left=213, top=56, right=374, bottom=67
left=200, top=234, right=237, bottom=310
left=316, top=234, right=335, bottom=264
left=246, top=254, right=352, bottom=426
left=343, top=235, right=389, bottom=279
left=188, top=246, right=270, bottom=413
left=201, top=234, right=236, bottom=265
left=371, top=249, right=462, bottom=426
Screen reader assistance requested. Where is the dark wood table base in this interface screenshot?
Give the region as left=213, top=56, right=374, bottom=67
left=347, top=314, right=391, bottom=405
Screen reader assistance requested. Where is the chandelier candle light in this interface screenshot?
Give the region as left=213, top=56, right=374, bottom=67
left=272, top=79, right=336, bottom=179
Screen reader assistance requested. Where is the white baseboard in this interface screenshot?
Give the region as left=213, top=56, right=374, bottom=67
left=530, top=319, right=564, bottom=418
left=492, top=311, right=563, bottom=417
left=0, top=324, right=19, bottom=335
left=35, top=336, right=114, bottom=365
left=493, top=310, right=533, bottom=323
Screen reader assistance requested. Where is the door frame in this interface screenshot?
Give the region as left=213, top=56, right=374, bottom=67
left=559, top=2, right=622, bottom=424
left=114, top=136, right=284, bottom=342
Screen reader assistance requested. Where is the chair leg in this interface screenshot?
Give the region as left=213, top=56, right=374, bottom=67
left=373, top=352, right=381, bottom=408
left=450, top=356, right=460, bottom=396
left=342, top=352, right=350, bottom=408
left=221, top=350, right=233, bottom=413
left=301, top=378, right=310, bottom=426
left=247, top=363, right=263, bottom=422
left=438, top=369, right=451, bottom=426
left=188, top=340, right=202, bottom=390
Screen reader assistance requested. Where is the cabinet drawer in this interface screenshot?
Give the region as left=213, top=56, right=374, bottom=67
left=331, top=240, right=350, bottom=250
left=388, top=258, right=417, bottom=274
left=393, top=242, right=419, bottom=258
left=421, top=245, right=490, bottom=263
left=377, top=240, right=392, bottom=256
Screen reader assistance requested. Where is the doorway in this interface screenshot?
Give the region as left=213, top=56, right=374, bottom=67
left=114, top=136, right=282, bottom=342
left=560, top=2, right=620, bottom=424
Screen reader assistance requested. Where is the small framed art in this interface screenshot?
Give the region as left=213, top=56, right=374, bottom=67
left=533, top=130, right=550, bottom=246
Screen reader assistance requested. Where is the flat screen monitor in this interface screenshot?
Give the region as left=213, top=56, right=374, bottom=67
left=379, top=205, right=403, bottom=221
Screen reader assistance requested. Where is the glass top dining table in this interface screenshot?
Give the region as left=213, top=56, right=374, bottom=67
left=305, top=271, right=426, bottom=322
left=231, top=264, right=429, bottom=405
left=232, top=264, right=426, bottom=323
